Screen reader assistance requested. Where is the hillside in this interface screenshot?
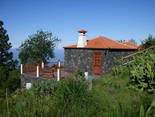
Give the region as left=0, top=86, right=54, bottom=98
left=0, top=72, right=154, bottom=117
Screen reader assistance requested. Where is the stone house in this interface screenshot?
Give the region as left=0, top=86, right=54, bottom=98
left=63, top=30, right=139, bottom=76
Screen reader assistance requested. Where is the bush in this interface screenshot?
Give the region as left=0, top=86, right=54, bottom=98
left=142, top=34, right=155, bottom=49
left=128, top=50, right=155, bottom=93
left=112, top=57, right=126, bottom=76
left=0, top=66, right=20, bottom=98
left=50, top=78, right=98, bottom=117
left=0, top=78, right=99, bottom=117
left=92, top=74, right=153, bottom=117
left=0, top=72, right=153, bottom=117
left=112, top=50, right=155, bottom=93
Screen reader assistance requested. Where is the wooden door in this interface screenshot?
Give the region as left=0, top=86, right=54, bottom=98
left=93, top=52, right=102, bottom=75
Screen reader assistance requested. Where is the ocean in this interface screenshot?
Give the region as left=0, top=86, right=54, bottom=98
left=10, top=48, right=64, bottom=64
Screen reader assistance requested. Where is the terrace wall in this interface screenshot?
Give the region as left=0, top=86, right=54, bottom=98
left=21, top=74, right=47, bottom=88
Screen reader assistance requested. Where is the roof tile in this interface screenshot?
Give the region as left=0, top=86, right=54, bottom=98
left=122, top=41, right=139, bottom=48
left=63, top=36, right=138, bottom=49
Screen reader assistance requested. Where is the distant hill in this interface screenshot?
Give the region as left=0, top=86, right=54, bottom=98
left=9, top=48, right=64, bottom=64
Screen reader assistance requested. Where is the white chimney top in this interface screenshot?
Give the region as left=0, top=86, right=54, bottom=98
left=77, top=29, right=87, bottom=47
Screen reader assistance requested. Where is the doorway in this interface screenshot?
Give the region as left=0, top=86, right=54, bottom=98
left=92, top=52, right=102, bottom=75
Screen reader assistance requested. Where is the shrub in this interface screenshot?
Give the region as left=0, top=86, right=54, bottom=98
left=0, top=67, right=20, bottom=98
left=50, top=78, right=99, bottom=117
left=112, top=49, right=155, bottom=93
left=142, top=34, right=155, bottom=49
left=74, top=69, right=85, bottom=80
left=92, top=75, right=153, bottom=117
left=128, top=50, right=155, bottom=93
left=112, top=57, right=127, bottom=76
left=0, top=78, right=99, bottom=117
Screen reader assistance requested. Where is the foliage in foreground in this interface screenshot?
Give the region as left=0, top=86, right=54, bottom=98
left=112, top=50, right=155, bottom=93
left=0, top=75, right=154, bottom=117
left=129, top=51, right=155, bottom=93
left=0, top=78, right=98, bottom=117
left=93, top=74, right=154, bottom=117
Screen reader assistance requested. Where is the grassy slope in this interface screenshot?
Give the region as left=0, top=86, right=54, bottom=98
left=92, top=73, right=153, bottom=117
left=0, top=73, right=153, bottom=117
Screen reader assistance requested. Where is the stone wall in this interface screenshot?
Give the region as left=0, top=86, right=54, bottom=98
left=102, top=49, right=135, bottom=73
left=64, top=48, right=135, bottom=75
left=21, top=74, right=48, bottom=88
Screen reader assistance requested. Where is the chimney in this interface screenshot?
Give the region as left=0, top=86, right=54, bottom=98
left=77, top=29, right=87, bottom=47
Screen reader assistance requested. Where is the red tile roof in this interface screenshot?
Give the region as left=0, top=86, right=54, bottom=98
left=122, top=41, right=139, bottom=48
left=63, top=36, right=139, bottom=50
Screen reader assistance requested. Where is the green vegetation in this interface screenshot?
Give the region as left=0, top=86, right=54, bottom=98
left=0, top=20, right=20, bottom=98
left=93, top=74, right=154, bottom=117
left=112, top=50, right=155, bottom=93
left=0, top=72, right=154, bottom=117
left=129, top=51, right=155, bottom=93
left=0, top=78, right=98, bottom=117
left=142, top=34, right=155, bottom=49
left=0, top=21, right=155, bottom=117
left=19, top=30, right=60, bottom=64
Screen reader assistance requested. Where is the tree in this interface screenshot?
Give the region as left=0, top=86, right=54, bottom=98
left=117, top=40, right=125, bottom=43
left=0, top=21, right=17, bottom=69
left=0, top=20, right=19, bottom=96
left=141, top=34, right=155, bottom=49
left=19, top=30, right=60, bottom=64
left=128, top=38, right=137, bottom=44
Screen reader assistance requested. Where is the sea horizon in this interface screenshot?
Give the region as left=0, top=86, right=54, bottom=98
left=10, top=48, right=64, bottom=65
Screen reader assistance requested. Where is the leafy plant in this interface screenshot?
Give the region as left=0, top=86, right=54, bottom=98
left=112, top=49, right=155, bottom=93
left=0, top=77, right=100, bottom=117
left=139, top=100, right=155, bottom=117
left=112, top=57, right=126, bottom=76
left=50, top=78, right=98, bottom=117
left=92, top=74, right=153, bottom=117
left=31, top=79, right=58, bottom=96
left=19, top=30, right=60, bottom=64
left=74, top=69, right=85, bottom=80
left=128, top=50, right=155, bottom=93
left=140, top=105, right=144, bottom=117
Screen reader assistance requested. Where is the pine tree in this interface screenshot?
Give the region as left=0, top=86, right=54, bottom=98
left=0, top=21, right=19, bottom=96
left=0, top=21, right=17, bottom=69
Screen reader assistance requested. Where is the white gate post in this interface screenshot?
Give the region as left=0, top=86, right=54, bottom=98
left=57, top=60, right=61, bottom=81
left=84, top=72, right=92, bottom=90
left=36, top=65, right=39, bottom=77
left=58, top=60, right=61, bottom=68
left=84, top=72, right=88, bottom=80
left=20, top=64, right=23, bottom=74
left=57, top=69, right=60, bottom=81
left=41, top=61, right=44, bottom=69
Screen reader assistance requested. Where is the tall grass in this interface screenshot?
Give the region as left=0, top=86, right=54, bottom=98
left=0, top=78, right=98, bottom=117
left=92, top=73, right=153, bottom=117
left=0, top=74, right=153, bottom=117
left=50, top=78, right=99, bottom=117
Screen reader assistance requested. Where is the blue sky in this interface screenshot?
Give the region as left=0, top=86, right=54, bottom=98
left=1, top=0, right=155, bottom=48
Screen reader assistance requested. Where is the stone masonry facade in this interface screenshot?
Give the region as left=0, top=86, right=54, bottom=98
left=64, top=48, right=135, bottom=75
